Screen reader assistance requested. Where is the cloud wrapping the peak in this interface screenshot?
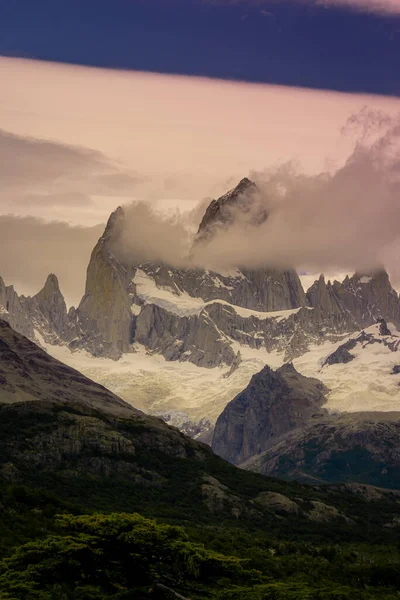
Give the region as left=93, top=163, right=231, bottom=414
left=113, top=109, right=400, bottom=291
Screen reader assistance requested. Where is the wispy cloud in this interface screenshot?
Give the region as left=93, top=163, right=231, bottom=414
left=113, top=109, right=400, bottom=291
left=0, top=129, right=141, bottom=218
left=209, top=0, right=400, bottom=15
left=314, top=0, right=400, bottom=15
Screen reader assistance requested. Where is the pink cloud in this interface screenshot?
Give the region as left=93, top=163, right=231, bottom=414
left=315, top=0, right=400, bottom=15
left=210, top=0, right=400, bottom=15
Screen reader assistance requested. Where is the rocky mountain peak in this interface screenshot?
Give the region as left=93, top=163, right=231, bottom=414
left=196, top=177, right=265, bottom=242
left=212, top=363, right=328, bottom=465
left=102, top=205, right=125, bottom=242
left=306, top=273, right=347, bottom=323
left=36, top=274, right=63, bottom=302
left=333, top=268, right=400, bottom=328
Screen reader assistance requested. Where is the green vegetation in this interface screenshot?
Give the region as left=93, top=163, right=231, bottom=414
left=2, top=406, right=400, bottom=598
left=1, top=482, right=400, bottom=599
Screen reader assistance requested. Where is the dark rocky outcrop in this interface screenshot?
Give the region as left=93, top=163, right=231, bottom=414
left=211, top=363, right=328, bottom=465
left=244, top=411, right=400, bottom=490
left=322, top=339, right=357, bottom=366
left=195, top=177, right=267, bottom=242
left=378, top=317, right=392, bottom=336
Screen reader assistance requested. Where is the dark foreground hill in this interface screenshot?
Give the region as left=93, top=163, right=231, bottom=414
left=1, top=319, right=400, bottom=599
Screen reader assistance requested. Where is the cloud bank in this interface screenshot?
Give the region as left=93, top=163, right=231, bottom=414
left=113, top=109, right=400, bottom=291
left=0, top=129, right=141, bottom=224
left=1, top=58, right=400, bottom=299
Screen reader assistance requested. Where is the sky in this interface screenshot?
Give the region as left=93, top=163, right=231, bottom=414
left=1, top=1, right=400, bottom=304
left=1, top=0, right=400, bottom=95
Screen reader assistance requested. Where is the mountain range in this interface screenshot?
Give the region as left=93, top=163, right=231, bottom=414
left=1, top=177, right=399, bottom=488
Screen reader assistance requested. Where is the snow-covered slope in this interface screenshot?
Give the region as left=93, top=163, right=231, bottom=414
left=43, top=321, right=400, bottom=430
left=45, top=341, right=273, bottom=423
left=293, top=323, right=400, bottom=413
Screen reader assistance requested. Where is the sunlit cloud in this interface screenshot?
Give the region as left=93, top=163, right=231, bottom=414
left=208, top=0, right=400, bottom=15
left=1, top=56, right=400, bottom=300
left=314, top=0, right=400, bottom=15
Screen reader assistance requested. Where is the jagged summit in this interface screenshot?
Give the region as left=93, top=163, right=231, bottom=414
left=36, top=273, right=62, bottom=299
left=196, top=177, right=265, bottom=242
left=305, top=268, right=400, bottom=330
left=212, top=362, right=328, bottom=465
left=102, top=205, right=125, bottom=241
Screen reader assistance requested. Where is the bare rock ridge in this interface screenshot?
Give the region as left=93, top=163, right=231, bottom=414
left=211, top=363, right=328, bottom=465
left=0, top=273, right=75, bottom=347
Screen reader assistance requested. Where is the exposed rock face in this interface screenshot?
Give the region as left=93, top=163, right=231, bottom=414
left=322, top=339, right=357, bottom=366
left=144, top=265, right=307, bottom=313
left=0, top=274, right=75, bottom=347
left=0, top=317, right=137, bottom=414
left=211, top=363, right=328, bottom=465
left=195, top=177, right=267, bottom=242
left=76, top=207, right=136, bottom=359
left=65, top=180, right=308, bottom=361
left=200, top=475, right=245, bottom=517
left=26, top=274, right=76, bottom=344
left=378, top=317, right=392, bottom=336
left=306, top=274, right=353, bottom=330
left=0, top=276, right=34, bottom=340
left=4, top=320, right=400, bottom=537
left=158, top=411, right=213, bottom=441
left=322, top=328, right=400, bottom=371
left=254, top=491, right=300, bottom=516
left=134, top=303, right=237, bottom=368
left=330, top=271, right=400, bottom=329
left=245, top=411, right=400, bottom=489
left=307, top=501, right=352, bottom=524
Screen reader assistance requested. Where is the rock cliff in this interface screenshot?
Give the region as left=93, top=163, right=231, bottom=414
left=212, top=363, right=328, bottom=464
